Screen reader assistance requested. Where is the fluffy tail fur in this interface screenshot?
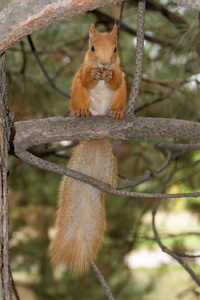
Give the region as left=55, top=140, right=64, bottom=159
left=48, top=140, right=117, bottom=275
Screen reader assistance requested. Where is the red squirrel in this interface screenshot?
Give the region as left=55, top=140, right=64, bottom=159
left=48, top=24, right=126, bottom=275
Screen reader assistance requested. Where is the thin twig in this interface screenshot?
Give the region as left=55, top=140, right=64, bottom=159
left=153, top=200, right=200, bottom=287
left=117, top=151, right=173, bottom=190
left=152, top=170, right=200, bottom=287
left=9, top=266, right=20, bottom=300
left=117, top=1, right=125, bottom=33
left=91, top=262, right=115, bottom=300
left=178, top=88, right=200, bottom=121
left=135, top=87, right=175, bottom=113
left=117, top=170, right=152, bottom=189
left=152, top=152, right=172, bottom=176
left=27, top=35, right=70, bottom=99
left=19, top=41, right=26, bottom=75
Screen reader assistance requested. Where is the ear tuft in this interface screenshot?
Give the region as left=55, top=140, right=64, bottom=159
left=89, top=24, right=97, bottom=40
left=111, top=24, right=118, bottom=38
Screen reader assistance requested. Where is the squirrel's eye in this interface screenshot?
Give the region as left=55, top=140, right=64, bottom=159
left=91, top=45, right=95, bottom=52
left=114, top=46, right=117, bottom=53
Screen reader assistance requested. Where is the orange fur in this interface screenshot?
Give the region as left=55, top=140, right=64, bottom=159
left=49, top=140, right=117, bottom=275
left=70, top=23, right=126, bottom=117
left=49, top=24, right=126, bottom=275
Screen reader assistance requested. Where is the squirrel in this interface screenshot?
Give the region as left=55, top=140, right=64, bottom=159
left=48, top=24, right=126, bottom=275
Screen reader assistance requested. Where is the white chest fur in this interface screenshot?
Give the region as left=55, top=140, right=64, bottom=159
left=88, top=80, right=115, bottom=116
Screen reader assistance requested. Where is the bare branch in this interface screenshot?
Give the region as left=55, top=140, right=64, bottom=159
left=13, top=117, right=200, bottom=151
left=152, top=168, right=200, bottom=287
left=0, top=0, right=119, bottom=54
left=19, top=41, right=27, bottom=75
left=9, top=267, right=20, bottom=300
left=135, top=87, right=175, bottom=113
left=27, top=35, right=70, bottom=99
left=152, top=198, right=200, bottom=287
left=155, top=143, right=200, bottom=152
left=91, top=263, right=115, bottom=300
left=14, top=150, right=200, bottom=199
left=117, top=170, right=152, bottom=189
left=126, top=0, right=146, bottom=116
left=152, top=151, right=172, bottom=176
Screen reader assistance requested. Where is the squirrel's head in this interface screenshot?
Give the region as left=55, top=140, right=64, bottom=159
left=85, top=24, right=119, bottom=69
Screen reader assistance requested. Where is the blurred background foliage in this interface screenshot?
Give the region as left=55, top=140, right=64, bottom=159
left=6, top=0, right=200, bottom=299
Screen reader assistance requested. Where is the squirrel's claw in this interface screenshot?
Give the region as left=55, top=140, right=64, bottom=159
left=74, top=109, right=91, bottom=117
left=102, top=70, right=113, bottom=81
left=91, top=68, right=103, bottom=80
left=107, top=110, right=125, bottom=119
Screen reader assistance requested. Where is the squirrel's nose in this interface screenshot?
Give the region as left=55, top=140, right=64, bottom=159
left=99, top=62, right=110, bottom=69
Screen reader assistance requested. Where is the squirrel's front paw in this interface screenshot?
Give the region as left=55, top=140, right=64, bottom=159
left=74, top=109, right=91, bottom=117
left=102, top=70, right=113, bottom=82
left=91, top=68, right=103, bottom=80
left=107, top=109, right=125, bottom=119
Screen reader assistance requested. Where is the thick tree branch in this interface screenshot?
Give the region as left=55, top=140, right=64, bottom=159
left=12, top=113, right=200, bottom=200
left=0, top=0, right=120, bottom=54
left=13, top=116, right=200, bottom=151
left=0, top=0, right=199, bottom=56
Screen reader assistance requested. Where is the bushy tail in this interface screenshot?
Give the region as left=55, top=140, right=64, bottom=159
left=48, top=140, right=117, bottom=275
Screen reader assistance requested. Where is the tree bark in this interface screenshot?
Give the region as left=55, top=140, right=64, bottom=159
left=13, top=116, right=200, bottom=153
left=0, top=53, right=12, bottom=300
left=0, top=0, right=119, bottom=55
left=0, top=0, right=198, bottom=55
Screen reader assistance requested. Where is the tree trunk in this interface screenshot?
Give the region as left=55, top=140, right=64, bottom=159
left=0, top=53, right=12, bottom=300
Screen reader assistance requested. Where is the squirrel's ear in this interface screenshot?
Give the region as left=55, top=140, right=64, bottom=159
left=89, top=24, right=97, bottom=40
left=111, top=24, right=118, bottom=39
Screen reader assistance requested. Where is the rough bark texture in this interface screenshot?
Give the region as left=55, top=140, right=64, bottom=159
left=13, top=116, right=200, bottom=153
left=0, top=53, right=12, bottom=300
left=0, top=0, right=198, bottom=55
left=0, top=0, right=119, bottom=55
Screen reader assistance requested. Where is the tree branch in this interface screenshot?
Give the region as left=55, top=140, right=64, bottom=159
left=91, top=263, right=115, bottom=300
left=0, top=0, right=120, bottom=54
left=27, top=35, right=70, bottom=99
left=14, top=149, right=200, bottom=199
left=155, top=143, right=200, bottom=152
left=152, top=197, right=200, bottom=287
left=127, top=0, right=146, bottom=116
left=12, top=116, right=200, bottom=151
